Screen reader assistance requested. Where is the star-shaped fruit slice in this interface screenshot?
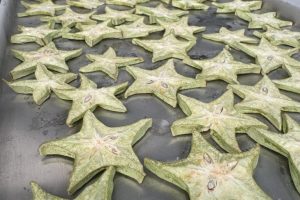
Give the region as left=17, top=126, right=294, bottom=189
left=18, top=0, right=66, bottom=17
left=202, top=27, right=258, bottom=49
left=172, top=0, right=209, bottom=10
left=272, top=65, right=300, bottom=95
left=248, top=114, right=300, bottom=194
left=132, top=32, right=196, bottom=62
left=116, top=17, right=164, bottom=39
left=92, top=7, right=141, bottom=26
left=184, top=47, right=261, bottom=84
left=213, top=0, right=262, bottom=13
left=31, top=166, right=116, bottom=199
left=11, top=22, right=68, bottom=46
left=236, top=11, right=293, bottom=29
left=40, top=7, right=96, bottom=28
left=144, top=133, right=271, bottom=200
left=125, top=59, right=205, bottom=107
left=10, top=42, right=82, bottom=80
left=236, top=38, right=300, bottom=74
left=171, top=90, right=267, bottom=152
left=62, top=21, right=122, bottom=47
left=228, top=75, right=300, bottom=130
left=66, top=0, right=104, bottom=9
left=80, top=47, right=144, bottom=80
left=53, top=74, right=128, bottom=126
left=253, top=25, right=300, bottom=48
left=5, top=64, right=77, bottom=105
left=135, top=4, right=188, bottom=24
left=106, top=0, right=150, bottom=7
left=40, top=111, right=152, bottom=194
left=157, top=17, right=205, bottom=41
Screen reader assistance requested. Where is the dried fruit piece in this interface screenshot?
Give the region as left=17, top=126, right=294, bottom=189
left=18, top=0, right=66, bottom=17
left=171, top=90, right=267, bottom=152
left=125, top=59, right=205, bottom=107
left=144, top=133, right=270, bottom=200
left=80, top=47, right=144, bottom=80
left=184, top=47, right=261, bottom=84
left=11, top=22, right=68, bottom=46
left=157, top=16, right=205, bottom=41
left=62, top=21, right=122, bottom=47
left=213, top=0, right=262, bottom=13
left=53, top=74, right=128, bottom=126
left=202, top=27, right=258, bottom=49
left=67, top=0, right=104, bottom=9
left=229, top=75, right=300, bottom=130
left=116, top=17, right=164, bottom=38
left=135, top=4, right=188, bottom=24
left=40, top=111, right=152, bottom=194
left=92, top=7, right=141, bottom=26
left=106, top=0, right=150, bottom=8
left=132, top=32, right=195, bottom=62
left=235, top=38, right=300, bottom=74
left=5, top=64, right=77, bottom=105
left=172, top=0, right=209, bottom=10
left=253, top=25, right=300, bottom=48
left=236, top=11, right=293, bottom=29
left=10, top=42, right=82, bottom=80
left=40, top=7, right=97, bottom=28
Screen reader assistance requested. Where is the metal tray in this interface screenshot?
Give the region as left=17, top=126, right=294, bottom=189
left=0, top=0, right=300, bottom=199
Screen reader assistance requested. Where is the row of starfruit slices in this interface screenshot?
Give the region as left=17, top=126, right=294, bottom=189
left=9, top=0, right=300, bottom=199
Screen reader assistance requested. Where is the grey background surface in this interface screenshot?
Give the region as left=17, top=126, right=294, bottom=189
left=0, top=0, right=300, bottom=199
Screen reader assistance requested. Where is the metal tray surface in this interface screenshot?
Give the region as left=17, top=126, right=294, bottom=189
left=0, top=0, right=300, bottom=199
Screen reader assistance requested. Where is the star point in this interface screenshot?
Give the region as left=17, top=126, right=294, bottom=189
left=125, top=59, right=205, bottom=107
left=39, top=111, right=152, bottom=194
left=171, top=90, right=267, bottom=152
left=145, top=133, right=271, bottom=200
left=10, top=42, right=82, bottom=80
left=79, top=47, right=144, bottom=80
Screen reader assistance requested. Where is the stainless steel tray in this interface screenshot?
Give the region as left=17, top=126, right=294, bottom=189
left=0, top=0, right=300, bottom=199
